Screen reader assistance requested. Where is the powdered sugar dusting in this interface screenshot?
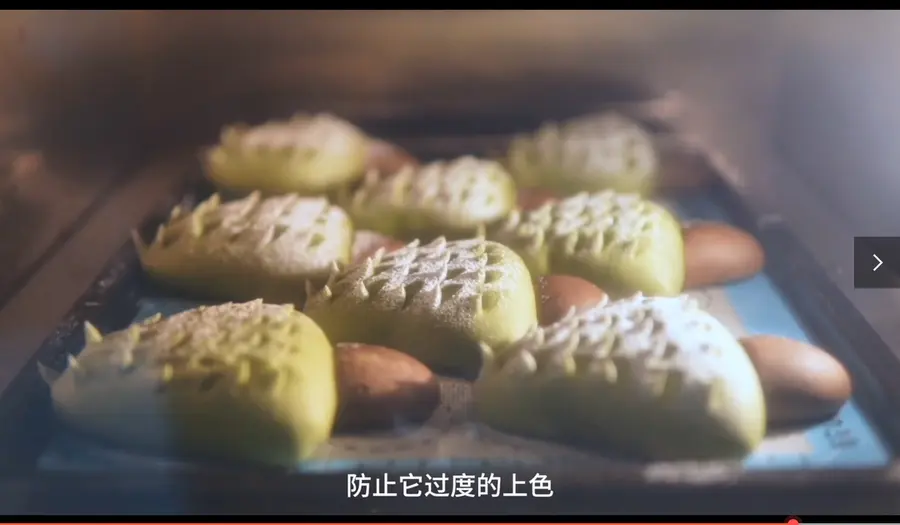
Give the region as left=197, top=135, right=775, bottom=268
left=512, top=112, right=657, bottom=186
left=137, top=300, right=294, bottom=350
left=234, top=113, right=364, bottom=154
left=496, top=190, right=656, bottom=256
left=353, top=156, right=514, bottom=223
left=310, top=238, right=515, bottom=317
left=351, top=230, right=396, bottom=261
left=495, top=294, right=745, bottom=409
left=68, top=301, right=305, bottom=393
left=145, top=192, right=351, bottom=271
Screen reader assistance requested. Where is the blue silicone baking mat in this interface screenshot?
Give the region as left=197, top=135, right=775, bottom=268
left=673, top=194, right=890, bottom=470
left=37, top=192, right=892, bottom=473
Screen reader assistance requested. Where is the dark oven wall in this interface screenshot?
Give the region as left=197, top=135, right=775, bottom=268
left=772, top=11, right=900, bottom=236
left=0, top=10, right=779, bottom=155
left=22, top=10, right=900, bottom=354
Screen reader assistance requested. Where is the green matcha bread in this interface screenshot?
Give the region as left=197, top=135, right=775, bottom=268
left=203, top=113, right=368, bottom=196
left=473, top=294, right=767, bottom=461
left=488, top=190, right=684, bottom=298
left=304, top=237, right=538, bottom=379
left=45, top=301, right=337, bottom=467
left=506, top=112, right=658, bottom=197
left=134, top=192, right=353, bottom=305
left=345, top=156, right=517, bottom=242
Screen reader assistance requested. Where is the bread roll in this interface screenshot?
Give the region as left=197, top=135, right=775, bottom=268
left=741, top=335, right=852, bottom=426
left=134, top=192, right=353, bottom=305
left=506, top=112, right=658, bottom=197
left=305, top=237, right=538, bottom=379
left=203, top=113, right=368, bottom=196
left=351, top=230, right=406, bottom=265
left=517, top=187, right=558, bottom=211
left=490, top=191, right=685, bottom=298
left=47, top=301, right=337, bottom=467
left=536, top=275, right=606, bottom=326
left=684, top=222, right=765, bottom=288
left=474, top=294, right=766, bottom=461
left=345, top=156, right=516, bottom=242
left=364, top=138, right=419, bottom=175
left=335, top=343, right=440, bottom=432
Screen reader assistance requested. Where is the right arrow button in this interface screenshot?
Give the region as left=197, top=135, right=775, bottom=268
left=855, top=237, right=900, bottom=288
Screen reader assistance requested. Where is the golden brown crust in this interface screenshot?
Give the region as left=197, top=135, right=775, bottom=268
left=351, top=230, right=406, bottom=265
left=335, top=343, right=440, bottom=432
left=364, top=138, right=419, bottom=175
left=654, top=137, right=717, bottom=192
left=517, top=187, right=559, bottom=212
left=741, top=335, right=852, bottom=427
left=536, top=275, right=607, bottom=326
left=683, top=222, right=765, bottom=289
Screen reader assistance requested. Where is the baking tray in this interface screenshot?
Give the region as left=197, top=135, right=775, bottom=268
left=32, top=202, right=891, bottom=474
left=2, top=105, right=900, bottom=514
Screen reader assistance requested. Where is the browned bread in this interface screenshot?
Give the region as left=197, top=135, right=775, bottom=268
left=364, top=138, right=419, bottom=175
left=517, top=187, right=558, bottom=211
left=335, top=343, right=441, bottom=432
left=741, top=335, right=852, bottom=427
left=535, top=275, right=607, bottom=326
left=350, top=230, right=405, bottom=265
left=683, top=222, right=765, bottom=289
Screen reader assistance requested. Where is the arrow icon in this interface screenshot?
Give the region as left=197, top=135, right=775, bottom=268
left=874, top=254, right=883, bottom=271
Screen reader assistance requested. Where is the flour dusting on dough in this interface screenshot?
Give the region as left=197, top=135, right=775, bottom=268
left=495, top=294, right=748, bottom=409
left=225, top=113, right=365, bottom=156
left=140, top=192, right=351, bottom=273
left=308, top=237, right=517, bottom=319
left=351, top=156, right=516, bottom=226
left=495, top=190, right=659, bottom=256
left=508, top=112, right=657, bottom=189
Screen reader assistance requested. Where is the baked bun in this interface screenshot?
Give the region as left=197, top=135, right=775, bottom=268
left=47, top=301, right=337, bottom=467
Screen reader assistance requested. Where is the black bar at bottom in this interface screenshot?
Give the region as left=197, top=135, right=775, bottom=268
left=854, top=236, right=900, bottom=288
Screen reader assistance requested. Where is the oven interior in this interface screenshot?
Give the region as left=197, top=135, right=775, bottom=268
left=1, top=10, right=900, bottom=513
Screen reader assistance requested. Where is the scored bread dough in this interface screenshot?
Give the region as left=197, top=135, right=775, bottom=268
left=47, top=301, right=337, bottom=467
left=304, top=237, right=538, bottom=379
left=473, top=294, right=766, bottom=461
left=345, top=156, right=517, bottom=242
left=489, top=190, right=685, bottom=298
left=203, top=113, right=368, bottom=196
left=134, top=192, right=353, bottom=305
left=506, top=112, right=659, bottom=197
